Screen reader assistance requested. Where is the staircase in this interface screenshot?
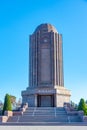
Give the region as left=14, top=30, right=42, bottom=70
left=7, top=107, right=82, bottom=124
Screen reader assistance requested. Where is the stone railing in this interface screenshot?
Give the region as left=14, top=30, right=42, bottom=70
left=13, top=111, right=23, bottom=116
left=64, top=106, right=78, bottom=115
left=0, top=103, right=28, bottom=123
left=0, top=111, right=13, bottom=123
left=13, top=103, right=28, bottom=115
left=64, top=103, right=87, bottom=122
left=20, top=103, right=28, bottom=112
left=78, top=110, right=84, bottom=121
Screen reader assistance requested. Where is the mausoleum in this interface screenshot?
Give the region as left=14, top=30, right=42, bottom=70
left=21, top=23, right=71, bottom=107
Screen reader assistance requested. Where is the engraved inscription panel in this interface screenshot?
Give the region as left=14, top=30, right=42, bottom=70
left=41, top=48, right=51, bottom=82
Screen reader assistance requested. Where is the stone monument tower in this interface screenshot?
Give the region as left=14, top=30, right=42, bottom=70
left=21, top=23, right=71, bottom=107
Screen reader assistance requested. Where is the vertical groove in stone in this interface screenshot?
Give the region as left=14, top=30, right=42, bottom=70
left=56, top=33, right=58, bottom=85
left=29, top=36, right=31, bottom=87
left=32, top=36, right=33, bottom=87
left=30, top=36, right=33, bottom=87
left=59, top=34, right=62, bottom=86
left=58, top=34, right=64, bottom=86
left=60, top=34, right=64, bottom=86
left=34, top=32, right=38, bottom=87
left=50, top=32, right=54, bottom=86
left=57, top=33, right=59, bottom=86
left=37, top=31, right=40, bottom=86
left=58, top=34, right=60, bottom=86
left=35, top=33, right=37, bottom=87
left=33, top=35, right=36, bottom=87
left=53, top=33, right=56, bottom=86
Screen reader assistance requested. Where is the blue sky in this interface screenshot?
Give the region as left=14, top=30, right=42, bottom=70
left=0, top=0, right=87, bottom=103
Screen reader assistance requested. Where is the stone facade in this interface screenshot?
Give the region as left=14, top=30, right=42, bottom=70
left=21, top=23, right=71, bottom=107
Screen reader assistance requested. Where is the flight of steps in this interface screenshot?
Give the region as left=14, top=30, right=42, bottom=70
left=7, top=107, right=82, bottom=123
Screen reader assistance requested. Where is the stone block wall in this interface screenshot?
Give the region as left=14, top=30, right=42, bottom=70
left=0, top=116, right=8, bottom=123
left=56, top=94, right=70, bottom=107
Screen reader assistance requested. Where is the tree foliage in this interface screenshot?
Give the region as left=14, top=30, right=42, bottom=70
left=10, top=95, right=16, bottom=104
left=71, top=101, right=77, bottom=109
left=78, top=98, right=87, bottom=115
left=2, top=94, right=12, bottom=115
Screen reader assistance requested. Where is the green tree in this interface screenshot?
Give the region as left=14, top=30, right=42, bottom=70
left=2, top=94, right=12, bottom=115
left=78, top=98, right=87, bottom=115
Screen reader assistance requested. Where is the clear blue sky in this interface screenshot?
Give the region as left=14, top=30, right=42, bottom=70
left=0, top=0, right=87, bottom=104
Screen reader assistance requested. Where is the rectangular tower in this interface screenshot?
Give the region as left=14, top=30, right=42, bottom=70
left=22, top=24, right=71, bottom=107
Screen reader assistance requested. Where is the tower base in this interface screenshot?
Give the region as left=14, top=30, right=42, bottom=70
left=21, top=86, right=71, bottom=107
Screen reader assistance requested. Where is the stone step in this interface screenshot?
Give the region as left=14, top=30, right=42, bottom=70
left=34, top=112, right=66, bottom=114
left=24, top=107, right=66, bottom=112
left=23, top=111, right=67, bottom=116
left=23, top=114, right=67, bottom=116
left=68, top=116, right=82, bottom=122
left=26, top=107, right=64, bottom=110
left=8, top=115, right=82, bottom=123
left=25, top=107, right=66, bottom=114
left=18, top=115, right=68, bottom=122
left=23, top=107, right=67, bottom=117
left=7, top=107, right=82, bottom=123
left=7, top=116, right=19, bottom=122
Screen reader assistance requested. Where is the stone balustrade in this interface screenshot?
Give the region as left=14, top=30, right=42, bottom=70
left=20, top=103, right=28, bottom=112
left=13, top=111, right=23, bottom=116
left=0, top=103, right=28, bottom=123
left=64, top=103, right=87, bottom=122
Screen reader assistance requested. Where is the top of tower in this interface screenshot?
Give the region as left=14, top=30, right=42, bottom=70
left=34, top=23, right=58, bottom=33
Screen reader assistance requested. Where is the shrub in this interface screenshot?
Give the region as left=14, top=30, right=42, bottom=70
left=2, top=94, right=12, bottom=115
left=78, top=98, right=87, bottom=115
